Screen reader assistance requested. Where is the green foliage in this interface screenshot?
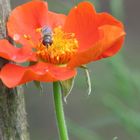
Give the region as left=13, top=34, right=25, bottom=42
left=109, top=0, right=125, bottom=20
left=100, top=54, right=140, bottom=140
left=112, top=137, right=118, bottom=140
left=67, top=119, right=102, bottom=140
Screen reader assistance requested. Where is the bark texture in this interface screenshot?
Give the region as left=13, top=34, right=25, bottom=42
left=0, top=0, right=30, bottom=140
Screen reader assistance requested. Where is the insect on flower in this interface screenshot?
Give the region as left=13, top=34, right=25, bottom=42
left=41, top=26, right=53, bottom=47
left=0, top=1, right=125, bottom=88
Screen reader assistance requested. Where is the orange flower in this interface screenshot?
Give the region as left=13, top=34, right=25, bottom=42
left=0, top=1, right=125, bottom=88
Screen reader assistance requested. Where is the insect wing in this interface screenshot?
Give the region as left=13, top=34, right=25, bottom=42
left=42, top=26, right=52, bottom=35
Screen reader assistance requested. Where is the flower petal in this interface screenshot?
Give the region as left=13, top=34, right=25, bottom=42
left=68, top=25, right=125, bottom=68
left=7, top=1, right=48, bottom=45
left=97, top=12, right=124, bottom=28
left=96, top=13, right=125, bottom=58
left=96, top=25, right=125, bottom=59
left=63, top=2, right=101, bottom=51
left=7, top=1, right=66, bottom=46
left=0, top=62, right=76, bottom=88
left=47, top=11, right=66, bottom=28
left=0, top=39, right=36, bottom=62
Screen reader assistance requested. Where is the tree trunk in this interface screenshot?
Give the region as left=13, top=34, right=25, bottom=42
left=0, top=0, right=30, bottom=140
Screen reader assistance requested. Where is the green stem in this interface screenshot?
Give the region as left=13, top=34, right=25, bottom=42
left=53, top=82, right=69, bottom=140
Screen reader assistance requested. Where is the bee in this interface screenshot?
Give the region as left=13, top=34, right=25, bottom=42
left=41, top=26, right=53, bottom=47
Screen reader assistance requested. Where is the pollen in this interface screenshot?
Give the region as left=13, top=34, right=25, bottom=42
left=23, top=34, right=31, bottom=40
left=35, top=28, right=42, bottom=33
left=36, top=26, right=78, bottom=65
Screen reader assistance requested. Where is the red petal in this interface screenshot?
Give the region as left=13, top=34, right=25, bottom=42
left=96, top=13, right=125, bottom=58
left=63, top=2, right=101, bottom=51
left=0, top=62, right=76, bottom=88
left=68, top=25, right=125, bottom=68
left=97, top=12, right=124, bottom=28
left=7, top=1, right=66, bottom=46
left=7, top=1, right=48, bottom=45
left=96, top=25, right=125, bottom=59
left=0, top=40, right=37, bottom=62
left=47, top=11, right=66, bottom=28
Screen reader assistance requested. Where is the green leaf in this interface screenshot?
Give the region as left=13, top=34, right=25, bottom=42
left=60, top=77, right=75, bottom=103
left=33, top=81, right=43, bottom=93
left=80, top=65, right=92, bottom=96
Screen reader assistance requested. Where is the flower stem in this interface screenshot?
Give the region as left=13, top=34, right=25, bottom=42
left=53, top=82, right=69, bottom=140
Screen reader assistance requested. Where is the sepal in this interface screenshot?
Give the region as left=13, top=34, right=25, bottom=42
left=33, top=81, right=43, bottom=93
left=80, top=65, right=91, bottom=96
left=60, top=77, right=75, bottom=103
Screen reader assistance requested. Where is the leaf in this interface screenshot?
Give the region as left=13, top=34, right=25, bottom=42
left=33, top=81, right=43, bottom=94
left=60, top=77, right=75, bottom=103
left=80, top=65, right=92, bottom=96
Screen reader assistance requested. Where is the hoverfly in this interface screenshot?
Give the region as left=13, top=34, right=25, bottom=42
left=41, top=26, right=53, bottom=47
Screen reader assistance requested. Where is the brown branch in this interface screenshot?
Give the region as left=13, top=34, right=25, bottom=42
left=0, top=0, right=30, bottom=139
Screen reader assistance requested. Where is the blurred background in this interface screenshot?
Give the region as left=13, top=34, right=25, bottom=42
left=11, top=0, right=140, bottom=140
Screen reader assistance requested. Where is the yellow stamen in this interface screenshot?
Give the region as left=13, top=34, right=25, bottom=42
left=23, top=34, right=31, bottom=40
left=36, top=27, right=78, bottom=65
left=23, top=34, right=35, bottom=47
left=35, top=28, right=42, bottom=33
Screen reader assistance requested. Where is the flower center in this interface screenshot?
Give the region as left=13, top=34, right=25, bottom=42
left=35, top=26, right=78, bottom=65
